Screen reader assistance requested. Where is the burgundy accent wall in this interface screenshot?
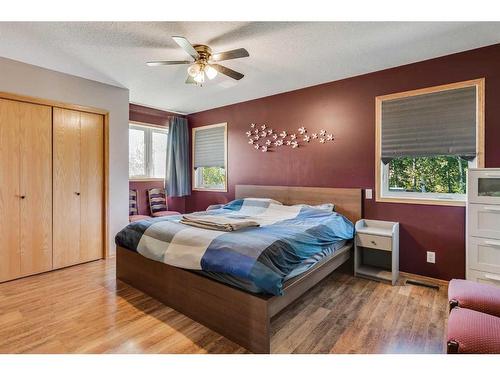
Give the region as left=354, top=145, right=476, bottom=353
left=187, top=43, right=500, bottom=281
left=129, top=103, right=186, bottom=214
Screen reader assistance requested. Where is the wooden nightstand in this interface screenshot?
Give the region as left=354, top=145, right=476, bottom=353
left=354, top=219, right=399, bottom=285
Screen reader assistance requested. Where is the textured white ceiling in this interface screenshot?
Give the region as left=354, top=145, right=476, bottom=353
left=0, top=22, right=499, bottom=114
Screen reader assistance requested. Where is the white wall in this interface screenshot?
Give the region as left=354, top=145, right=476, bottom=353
left=0, top=56, right=129, bottom=256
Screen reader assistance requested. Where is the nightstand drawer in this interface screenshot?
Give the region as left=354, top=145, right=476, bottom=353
left=356, top=233, right=392, bottom=251
left=468, top=237, right=500, bottom=274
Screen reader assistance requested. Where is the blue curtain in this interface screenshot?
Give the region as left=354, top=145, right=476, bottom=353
left=165, top=117, right=191, bottom=197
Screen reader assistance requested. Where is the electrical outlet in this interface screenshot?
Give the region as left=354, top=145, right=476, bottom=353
left=427, top=251, right=436, bottom=264
left=365, top=189, right=373, bottom=199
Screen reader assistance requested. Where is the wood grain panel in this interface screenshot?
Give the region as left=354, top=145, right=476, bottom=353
left=0, top=99, right=21, bottom=282
left=235, top=185, right=362, bottom=223
left=53, top=108, right=81, bottom=269
left=19, top=102, right=53, bottom=276
left=80, top=112, right=104, bottom=262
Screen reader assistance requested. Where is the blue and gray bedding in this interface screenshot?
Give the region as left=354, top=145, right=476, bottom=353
left=115, top=198, right=354, bottom=296
left=197, top=239, right=347, bottom=294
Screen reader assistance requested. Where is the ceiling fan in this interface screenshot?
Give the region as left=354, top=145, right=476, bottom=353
left=147, top=36, right=249, bottom=85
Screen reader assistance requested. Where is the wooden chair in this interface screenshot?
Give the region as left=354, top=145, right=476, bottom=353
left=129, top=189, right=150, bottom=223
left=147, top=188, right=180, bottom=217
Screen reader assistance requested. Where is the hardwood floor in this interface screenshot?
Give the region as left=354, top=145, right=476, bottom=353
left=0, top=258, right=448, bottom=354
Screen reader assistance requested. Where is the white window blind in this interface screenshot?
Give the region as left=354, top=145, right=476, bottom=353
left=193, top=125, right=226, bottom=168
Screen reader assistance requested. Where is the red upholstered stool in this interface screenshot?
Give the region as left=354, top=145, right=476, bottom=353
left=447, top=307, right=500, bottom=353
left=448, top=279, right=500, bottom=317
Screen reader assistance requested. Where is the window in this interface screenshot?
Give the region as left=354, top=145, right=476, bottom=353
left=375, top=79, right=484, bottom=205
left=129, top=123, right=168, bottom=180
left=192, top=123, right=227, bottom=191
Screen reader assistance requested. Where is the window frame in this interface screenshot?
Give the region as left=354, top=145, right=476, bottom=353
left=375, top=78, right=485, bottom=206
left=128, top=121, right=168, bottom=182
left=192, top=122, right=228, bottom=192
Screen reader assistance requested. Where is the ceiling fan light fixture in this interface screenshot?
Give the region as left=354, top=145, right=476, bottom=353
left=193, top=71, right=205, bottom=84
left=148, top=36, right=249, bottom=85
left=187, top=63, right=202, bottom=78
left=205, top=65, right=218, bottom=80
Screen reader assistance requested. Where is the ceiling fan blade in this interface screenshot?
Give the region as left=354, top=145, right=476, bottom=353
left=211, top=48, right=249, bottom=62
left=172, top=36, right=199, bottom=60
left=185, top=75, right=197, bottom=84
left=211, top=64, right=244, bottom=80
left=147, top=60, right=192, bottom=66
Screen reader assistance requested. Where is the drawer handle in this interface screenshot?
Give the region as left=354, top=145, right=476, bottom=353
left=484, top=273, right=500, bottom=282
left=371, top=240, right=377, bottom=245
left=485, top=240, right=500, bottom=247
left=483, top=206, right=500, bottom=212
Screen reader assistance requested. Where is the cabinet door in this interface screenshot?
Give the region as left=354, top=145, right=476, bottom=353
left=468, top=203, right=500, bottom=240
left=53, top=108, right=81, bottom=269
left=80, top=112, right=104, bottom=262
left=0, top=99, right=21, bottom=282
left=468, top=237, right=500, bottom=274
left=19, top=102, right=53, bottom=275
left=468, top=169, right=500, bottom=205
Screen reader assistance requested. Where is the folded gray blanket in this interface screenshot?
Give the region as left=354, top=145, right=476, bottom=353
left=180, top=214, right=260, bottom=232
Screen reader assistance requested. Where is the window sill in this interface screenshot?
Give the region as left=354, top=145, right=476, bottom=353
left=193, top=187, right=228, bottom=193
left=376, top=196, right=465, bottom=207
left=129, top=178, right=165, bottom=182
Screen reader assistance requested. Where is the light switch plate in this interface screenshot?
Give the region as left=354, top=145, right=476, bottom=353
left=427, top=251, right=436, bottom=264
left=365, top=189, right=373, bottom=199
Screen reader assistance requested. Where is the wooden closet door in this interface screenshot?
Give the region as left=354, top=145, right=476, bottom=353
left=19, top=102, right=53, bottom=276
left=80, top=112, right=104, bottom=262
left=0, top=99, right=21, bottom=282
left=53, top=108, right=81, bottom=269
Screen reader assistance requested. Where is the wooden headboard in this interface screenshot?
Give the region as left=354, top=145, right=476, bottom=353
left=235, top=185, right=362, bottom=223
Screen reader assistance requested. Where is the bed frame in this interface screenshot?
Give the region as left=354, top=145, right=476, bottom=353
left=117, top=185, right=362, bottom=353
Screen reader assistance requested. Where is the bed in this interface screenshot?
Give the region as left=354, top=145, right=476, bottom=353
left=116, top=185, right=362, bottom=353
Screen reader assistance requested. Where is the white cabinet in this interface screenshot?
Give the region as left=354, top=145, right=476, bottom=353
left=467, top=168, right=500, bottom=283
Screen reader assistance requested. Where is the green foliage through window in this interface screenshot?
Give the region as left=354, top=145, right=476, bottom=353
left=388, top=156, right=468, bottom=194
left=197, top=166, right=226, bottom=188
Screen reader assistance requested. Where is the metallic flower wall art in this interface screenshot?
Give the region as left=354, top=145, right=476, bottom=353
left=245, top=123, right=334, bottom=152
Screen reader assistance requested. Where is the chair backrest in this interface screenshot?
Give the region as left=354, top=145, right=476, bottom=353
left=148, top=188, right=168, bottom=214
left=129, top=189, right=139, bottom=216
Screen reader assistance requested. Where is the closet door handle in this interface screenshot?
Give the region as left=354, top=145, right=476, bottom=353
left=17, top=195, right=26, bottom=199
left=75, top=192, right=81, bottom=196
